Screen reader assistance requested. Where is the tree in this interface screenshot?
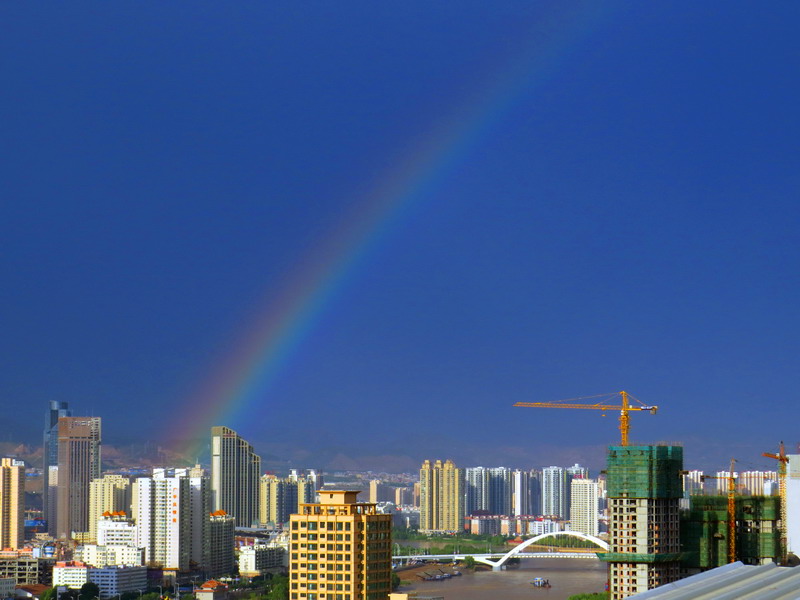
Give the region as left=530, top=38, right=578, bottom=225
left=391, top=572, right=401, bottom=590
left=79, top=582, right=100, bottom=600
left=462, top=555, right=476, bottom=569
left=265, top=575, right=289, bottom=600
left=40, top=588, right=56, bottom=600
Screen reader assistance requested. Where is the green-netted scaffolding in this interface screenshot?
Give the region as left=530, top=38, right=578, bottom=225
left=680, top=495, right=781, bottom=568
left=606, top=445, right=684, bottom=499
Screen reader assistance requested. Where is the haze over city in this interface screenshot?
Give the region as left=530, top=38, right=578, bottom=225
left=3, top=2, right=799, bottom=473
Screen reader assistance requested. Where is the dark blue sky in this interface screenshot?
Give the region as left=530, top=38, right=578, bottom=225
left=2, top=2, right=798, bottom=472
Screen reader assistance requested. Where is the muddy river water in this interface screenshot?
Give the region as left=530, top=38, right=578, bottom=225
left=399, top=557, right=608, bottom=600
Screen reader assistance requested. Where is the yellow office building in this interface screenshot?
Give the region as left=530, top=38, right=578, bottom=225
left=289, top=489, right=392, bottom=600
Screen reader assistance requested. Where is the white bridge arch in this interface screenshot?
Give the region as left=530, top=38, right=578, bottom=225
left=475, top=531, right=608, bottom=569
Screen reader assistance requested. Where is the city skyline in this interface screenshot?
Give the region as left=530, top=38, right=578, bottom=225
left=3, top=3, right=800, bottom=473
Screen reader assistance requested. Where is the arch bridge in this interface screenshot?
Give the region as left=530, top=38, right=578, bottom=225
left=395, top=531, right=608, bottom=571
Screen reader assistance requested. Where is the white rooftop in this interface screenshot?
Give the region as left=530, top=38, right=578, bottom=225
left=628, top=561, right=800, bottom=600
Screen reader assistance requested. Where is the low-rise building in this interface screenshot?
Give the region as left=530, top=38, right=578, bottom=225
left=0, top=577, right=15, bottom=598
left=88, top=566, right=147, bottom=598
left=195, top=580, right=228, bottom=600
left=468, top=516, right=501, bottom=535
left=74, top=545, right=145, bottom=567
left=96, top=514, right=137, bottom=547
left=526, top=517, right=563, bottom=536
left=14, top=583, right=50, bottom=600
left=0, top=552, right=42, bottom=586
left=237, top=543, right=286, bottom=577
left=52, top=561, right=147, bottom=598
left=52, top=562, right=89, bottom=590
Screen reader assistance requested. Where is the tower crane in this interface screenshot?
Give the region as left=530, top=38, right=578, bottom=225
left=763, top=441, right=789, bottom=565
left=701, top=458, right=737, bottom=563
left=513, top=390, right=657, bottom=446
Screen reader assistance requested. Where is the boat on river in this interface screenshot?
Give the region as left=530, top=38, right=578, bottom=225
left=530, top=577, right=551, bottom=588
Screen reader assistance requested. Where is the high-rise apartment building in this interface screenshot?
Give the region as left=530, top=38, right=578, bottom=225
left=394, top=487, right=411, bottom=506
left=289, top=489, right=392, bottom=600
left=569, top=478, right=599, bottom=536
left=542, top=466, right=567, bottom=519
left=306, top=470, right=324, bottom=490
left=132, top=467, right=215, bottom=574
left=44, top=401, right=71, bottom=535
left=419, top=459, right=464, bottom=533
left=260, top=475, right=298, bottom=526
left=0, top=458, right=25, bottom=550
left=739, top=471, right=777, bottom=496
left=210, top=427, right=262, bottom=528
left=464, top=467, right=512, bottom=516
left=134, top=473, right=191, bottom=572
left=682, top=470, right=704, bottom=496
left=259, top=473, right=314, bottom=526
left=600, top=445, right=683, bottom=600
left=511, top=469, right=543, bottom=516
left=567, top=463, right=589, bottom=479
left=368, top=480, right=392, bottom=504
left=512, top=470, right=530, bottom=516
left=187, top=472, right=211, bottom=573
left=487, top=467, right=513, bottom=515
left=288, top=470, right=320, bottom=505
left=529, top=469, right=542, bottom=514
left=88, top=475, right=131, bottom=544
left=208, top=511, right=235, bottom=577
left=465, top=467, right=488, bottom=516
left=57, top=416, right=101, bottom=539
left=47, top=466, right=60, bottom=534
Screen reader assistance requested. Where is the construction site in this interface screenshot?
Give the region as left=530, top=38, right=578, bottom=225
left=516, top=390, right=793, bottom=600
left=680, top=495, right=781, bottom=572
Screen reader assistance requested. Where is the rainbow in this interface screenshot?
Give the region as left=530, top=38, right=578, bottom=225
left=167, top=6, right=607, bottom=459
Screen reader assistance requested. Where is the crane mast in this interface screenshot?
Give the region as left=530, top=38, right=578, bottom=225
left=763, top=441, right=789, bottom=565
left=702, top=458, right=737, bottom=563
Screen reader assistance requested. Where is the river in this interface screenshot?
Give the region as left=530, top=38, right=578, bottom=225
left=398, top=557, right=608, bottom=600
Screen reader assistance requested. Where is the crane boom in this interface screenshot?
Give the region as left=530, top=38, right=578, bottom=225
left=513, top=403, right=656, bottom=411
left=514, top=390, right=658, bottom=446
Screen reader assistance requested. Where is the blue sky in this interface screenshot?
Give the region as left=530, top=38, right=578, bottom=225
left=2, top=2, right=798, bottom=472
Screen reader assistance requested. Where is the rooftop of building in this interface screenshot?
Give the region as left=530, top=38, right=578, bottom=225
left=627, top=561, right=800, bottom=599
left=197, top=580, right=228, bottom=591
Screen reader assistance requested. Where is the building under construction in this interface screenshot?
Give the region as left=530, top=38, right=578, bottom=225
left=680, top=495, right=781, bottom=574
left=598, top=445, right=684, bottom=600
